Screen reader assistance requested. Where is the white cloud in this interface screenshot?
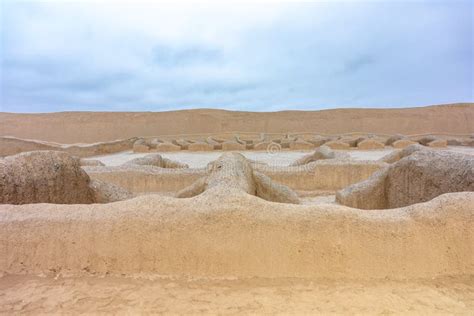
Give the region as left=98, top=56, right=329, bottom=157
left=0, top=0, right=472, bottom=112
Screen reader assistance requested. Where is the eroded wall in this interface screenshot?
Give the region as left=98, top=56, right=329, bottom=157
left=84, top=166, right=205, bottom=193
left=1, top=192, right=473, bottom=279
left=0, top=136, right=136, bottom=158
left=84, top=161, right=387, bottom=193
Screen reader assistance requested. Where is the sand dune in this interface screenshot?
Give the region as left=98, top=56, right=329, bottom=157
left=1, top=103, right=473, bottom=143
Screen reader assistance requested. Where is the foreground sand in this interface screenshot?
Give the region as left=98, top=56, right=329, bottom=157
left=1, top=274, right=473, bottom=314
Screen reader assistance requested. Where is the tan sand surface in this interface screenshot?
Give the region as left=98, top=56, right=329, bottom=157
left=1, top=103, right=473, bottom=143
left=1, top=275, right=472, bottom=315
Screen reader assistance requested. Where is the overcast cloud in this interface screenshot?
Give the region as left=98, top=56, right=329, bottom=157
left=0, top=0, right=472, bottom=112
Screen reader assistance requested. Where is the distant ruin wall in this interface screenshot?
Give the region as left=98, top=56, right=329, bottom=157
left=0, top=136, right=136, bottom=158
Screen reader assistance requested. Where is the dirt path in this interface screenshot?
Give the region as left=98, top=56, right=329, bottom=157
left=1, top=274, right=473, bottom=314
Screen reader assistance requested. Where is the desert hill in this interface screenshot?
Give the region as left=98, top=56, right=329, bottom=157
left=1, top=103, right=473, bottom=143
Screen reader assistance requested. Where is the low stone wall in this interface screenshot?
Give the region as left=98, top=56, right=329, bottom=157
left=85, top=160, right=386, bottom=193
left=0, top=192, right=472, bottom=279
left=257, top=160, right=387, bottom=191
left=338, top=151, right=474, bottom=209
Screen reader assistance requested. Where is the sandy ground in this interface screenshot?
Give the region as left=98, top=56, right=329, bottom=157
left=1, top=104, right=473, bottom=143
left=1, top=274, right=472, bottom=314
left=87, top=146, right=474, bottom=168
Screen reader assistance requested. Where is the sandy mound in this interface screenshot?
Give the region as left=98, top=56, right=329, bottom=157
left=0, top=151, right=136, bottom=205
left=447, top=138, right=464, bottom=146
left=339, top=136, right=365, bottom=147
left=124, top=153, right=188, bottom=168
left=172, top=139, right=190, bottom=150
left=392, top=139, right=417, bottom=148
left=0, top=151, right=94, bottom=204
left=385, top=134, right=405, bottom=146
left=428, top=139, right=448, bottom=148
left=306, top=135, right=332, bottom=147
left=337, top=150, right=474, bottom=209
left=132, top=139, right=150, bottom=152
left=414, top=136, right=448, bottom=148
left=253, top=171, right=300, bottom=204
left=325, top=140, right=350, bottom=149
left=289, top=145, right=335, bottom=166
left=416, top=135, right=438, bottom=146
left=357, top=139, right=385, bottom=149
left=155, top=141, right=181, bottom=152
left=89, top=179, right=135, bottom=203
left=177, top=153, right=299, bottom=204
left=206, top=136, right=222, bottom=150
left=379, top=144, right=426, bottom=163
left=222, top=141, right=246, bottom=151
left=149, top=138, right=162, bottom=148
left=124, top=153, right=166, bottom=166
left=183, top=153, right=255, bottom=193
left=289, top=139, right=314, bottom=150
left=188, top=141, right=214, bottom=151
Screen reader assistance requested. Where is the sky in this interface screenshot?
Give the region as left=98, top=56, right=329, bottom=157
left=0, top=0, right=472, bottom=113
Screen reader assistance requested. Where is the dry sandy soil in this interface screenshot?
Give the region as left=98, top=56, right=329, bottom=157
left=1, top=103, right=473, bottom=143
left=1, top=275, right=473, bottom=314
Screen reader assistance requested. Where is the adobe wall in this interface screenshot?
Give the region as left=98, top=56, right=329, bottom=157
left=257, top=161, right=387, bottom=191
left=85, top=161, right=386, bottom=193
left=1, top=192, right=472, bottom=279
left=84, top=166, right=206, bottom=193
left=0, top=136, right=135, bottom=158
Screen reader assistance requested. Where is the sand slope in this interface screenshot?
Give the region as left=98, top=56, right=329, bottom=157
left=1, top=103, right=473, bottom=143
